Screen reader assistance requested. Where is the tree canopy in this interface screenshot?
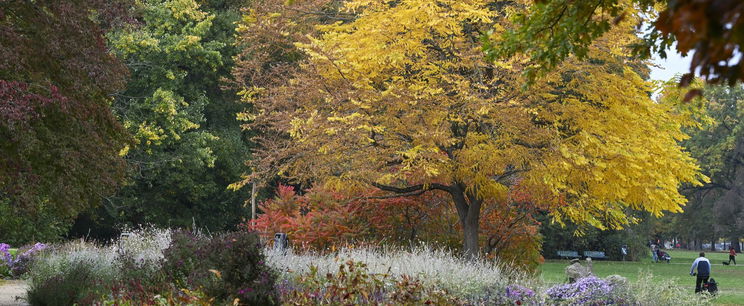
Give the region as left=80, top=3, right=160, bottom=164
left=663, top=82, right=744, bottom=250
left=235, top=0, right=706, bottom=256
left=0, top=0, right=130, bottom=243
left=101, top=0, right=250, bottom=231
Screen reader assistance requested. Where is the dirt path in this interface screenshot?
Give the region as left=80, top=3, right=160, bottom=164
left=0, top=280, right=28, bottom=306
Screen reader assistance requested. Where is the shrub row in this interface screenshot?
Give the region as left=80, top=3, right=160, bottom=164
left=24, top=231, right=713, bottom=305
left=26, top=229, right=277, bottom=305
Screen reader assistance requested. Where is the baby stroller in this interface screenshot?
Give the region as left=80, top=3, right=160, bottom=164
left=657, top=250, right=671, bottom=263
left=703, top=278, right=718, bottom=294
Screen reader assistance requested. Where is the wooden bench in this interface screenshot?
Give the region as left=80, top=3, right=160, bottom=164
left=557, top=250, right=580, bottom=259
left=584, top=251, right=608, bottom=259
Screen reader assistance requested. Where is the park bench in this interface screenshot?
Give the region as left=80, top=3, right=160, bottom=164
left=557, top=250, right=580, bottom=259
left=584, top=251, right=608, bottom=259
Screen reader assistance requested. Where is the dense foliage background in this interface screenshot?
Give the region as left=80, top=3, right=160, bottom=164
left=1, top=0, right=742, bottom=265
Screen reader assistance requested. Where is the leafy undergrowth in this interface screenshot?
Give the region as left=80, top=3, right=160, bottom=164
left=267, top=247, right=713, bottom=305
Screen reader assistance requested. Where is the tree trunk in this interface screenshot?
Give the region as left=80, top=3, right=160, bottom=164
left=732, top=237, right=741, bottom=253
left=462, top=218, right=479, bottom=258
left=450, top=183, right=481, bottom=259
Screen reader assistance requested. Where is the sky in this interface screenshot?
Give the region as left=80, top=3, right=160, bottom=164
left=649, top=49, right=690, bottom=82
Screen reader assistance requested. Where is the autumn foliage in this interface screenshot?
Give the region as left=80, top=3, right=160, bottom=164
left=246, top=184, right=543, bottom=267
left=0, top=0, right=129, bottom=218
left=234, top=0, right=706, bottom=258
left=246, top=185, right=452, bottom=249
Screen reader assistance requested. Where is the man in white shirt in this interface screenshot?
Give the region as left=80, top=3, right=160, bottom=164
left=690, top=252, right=712, bottom=293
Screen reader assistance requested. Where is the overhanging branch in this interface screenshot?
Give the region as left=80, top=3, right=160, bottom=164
left=492, top=168, right=529, bottom=184
left=350, top=189, right=428, bottom=202
left=371, top=182, right=453, bottom=193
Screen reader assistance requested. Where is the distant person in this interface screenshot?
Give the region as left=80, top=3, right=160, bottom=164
left=690, top=252, right=712, bottom=293
left=651, top=244, right=658, bottom=262
left=729, top=247, right=737, bottom=265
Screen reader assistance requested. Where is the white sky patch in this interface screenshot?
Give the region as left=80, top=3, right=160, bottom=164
left=649, top=48, right=690, bottom=82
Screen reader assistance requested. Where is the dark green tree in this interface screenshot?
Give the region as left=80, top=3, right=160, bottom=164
left=79, top=0, right=250, bottom=234
left=656, top=82, right=744, bottom=251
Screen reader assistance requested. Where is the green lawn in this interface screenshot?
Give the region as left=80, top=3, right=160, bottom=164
left=540, top=250, right=744, bottom=305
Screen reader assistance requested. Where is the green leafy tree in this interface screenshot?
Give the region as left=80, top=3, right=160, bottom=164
left=676, top=83, right=744, bottom=251
left=96, top=0, right=249, bottom=232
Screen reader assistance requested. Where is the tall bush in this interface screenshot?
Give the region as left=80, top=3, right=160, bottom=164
left=161, top=230, right=279, bottom=305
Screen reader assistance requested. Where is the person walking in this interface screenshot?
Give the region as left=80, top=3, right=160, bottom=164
left=651, top=244, right=658, bottom=263
left=729, top=247, right=737, bottom=265
left=690, top=252, right=712, bottom=293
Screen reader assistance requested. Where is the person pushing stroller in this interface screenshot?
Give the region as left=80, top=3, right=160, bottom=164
left=690, top=252, right=712, bottom=293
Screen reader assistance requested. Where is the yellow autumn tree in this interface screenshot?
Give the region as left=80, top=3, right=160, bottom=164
left=234, top=0, right=706, bottom=257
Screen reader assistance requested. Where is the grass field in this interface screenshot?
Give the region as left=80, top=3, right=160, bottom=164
left=540, top=250, right=744, bottom=305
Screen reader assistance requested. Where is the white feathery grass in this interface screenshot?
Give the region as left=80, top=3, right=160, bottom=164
left=29, top=227, right=172, bottom=285
left=114, top=227, right=172, bottom=265
left=265, top=245, right=535, bottom=298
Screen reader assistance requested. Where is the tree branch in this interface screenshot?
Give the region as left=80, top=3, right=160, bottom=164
left=284, top=7, right=355, bottom=21
left=681, top=182, right=731, bottom=193
left=492, top=168, right=528, bottom=184
left=513, top=139, right=549, bottom=149
left=371, top=182, right=452, bottom=193
left=350, top=189, right=428, bottom=202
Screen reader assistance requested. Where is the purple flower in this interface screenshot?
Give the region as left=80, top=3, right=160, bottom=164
left=5, top=242, right=47, bottom=277
left=238, top=287, right=254, bottom=296
left=504, top=284, right=535, bottom=302
left=0, top=243, right=12, bottom=268
left=546, top=276, right=616, bottom=304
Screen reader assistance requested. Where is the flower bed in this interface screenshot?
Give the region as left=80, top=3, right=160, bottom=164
left=19, top=230, right=714, bottom=305
left=25, top=228, right=278, bottom=305
left=1, top=242, right=46, bottom=278
left=266, top=246, right=712, bottom=305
